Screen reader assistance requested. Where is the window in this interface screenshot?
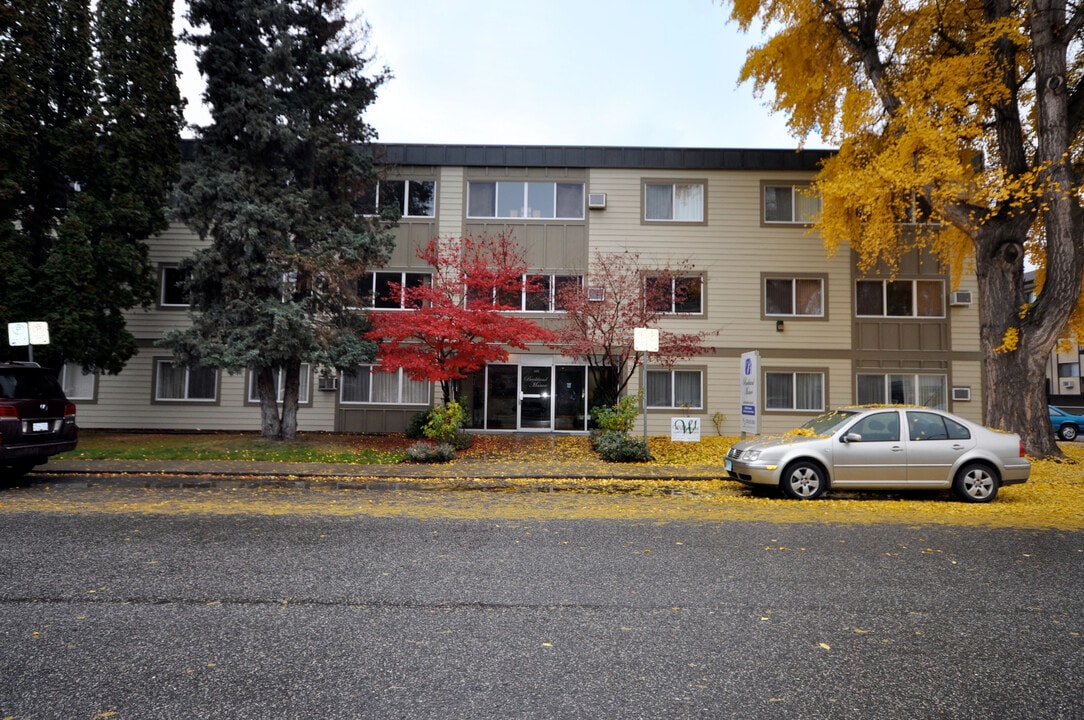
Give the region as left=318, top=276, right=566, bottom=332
left=488, top=274, right=583, bottom=312
left=340, top=366, right=430, bottom=405
left=1057, top=362, right=1080, bottom=378
left=247, top=365, right=311, bottom=404
left=160, top=266, right=190, bottom=307
left=60, top=363, right=95, bottom=401
left=764, top=184, right=821, bottom=223
left=855, top=279, right=944, bottom=317
left=646, top=369, right=703, bottom=409
left=155, top=360, right=217, bottom=402
left=849, top=412, right=900, bottom=442
left=766, top=371, right=824, bottom=411
left=646, top=275, right=703, bottom=314
left=466, top=181, right=584, bottom=219
left=356, top=180, right=435, bottom=218
left=907, top=410, right=970, bottom=441
left=765, top=277, right=824, bottom=316
left=358, top=271, right=431, bottom=309
left=644, top=182, right=704, bottom=222
left=856, top=373, right=947, bottom=409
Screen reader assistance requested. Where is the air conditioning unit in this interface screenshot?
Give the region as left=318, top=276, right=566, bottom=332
left=317, top=375, right=339, bottom=391
left=952, top=386, right=972, bottom=402
left=587, top=287, right=606, bottom=302
left=949, top=290, right=973, bottom=306
left=587, top=193, right=607, bottom=209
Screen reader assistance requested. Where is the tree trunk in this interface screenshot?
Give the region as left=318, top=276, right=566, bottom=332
left=974, top=224, right=1063, bottom=457
left=256, top=366, right=283, bottom=439
left=280, top=358, right=301, bottom=441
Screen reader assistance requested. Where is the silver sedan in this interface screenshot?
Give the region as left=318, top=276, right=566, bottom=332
left=724, top=406, right=1030, bottom=502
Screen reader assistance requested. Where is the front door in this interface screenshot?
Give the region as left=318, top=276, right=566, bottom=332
left=519, top=366, right=552, bottom=429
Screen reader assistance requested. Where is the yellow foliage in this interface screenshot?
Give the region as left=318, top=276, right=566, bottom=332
left=994, top=326, right=1020, bottom=354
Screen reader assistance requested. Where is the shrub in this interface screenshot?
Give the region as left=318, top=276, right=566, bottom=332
left=407, top=441, right=456, bottom=463
left=423, top=401, right=467, bottom=444
left=404, top=411, right=429, bottom=439
left=592, top=430, right=653, bottom=462
left=589, top=392, right=642, bottom=433
left=450, top=430, right=474, bottom=451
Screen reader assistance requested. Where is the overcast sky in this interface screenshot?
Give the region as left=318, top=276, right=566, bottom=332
left=174, top=0, right=829, bottom=150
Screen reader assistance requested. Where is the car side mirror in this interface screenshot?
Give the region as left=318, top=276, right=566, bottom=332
left=842, top=432, right=862, bottom=443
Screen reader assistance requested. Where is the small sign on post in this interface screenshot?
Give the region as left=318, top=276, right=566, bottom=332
left=634, top=328, right=660, bottom=443
left=8, top=321, right=49, bottom=363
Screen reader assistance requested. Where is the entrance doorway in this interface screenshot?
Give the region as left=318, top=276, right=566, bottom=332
left=459, top=357, right=588, bottom=432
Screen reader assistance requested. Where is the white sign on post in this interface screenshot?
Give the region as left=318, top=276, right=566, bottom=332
left=740, top=350, right=760, bottom=435
left=28, top=322, right=49, bottom=345
left=633, top=327, right=659, bottom=352
left=8, top=322, right=29, bottom=347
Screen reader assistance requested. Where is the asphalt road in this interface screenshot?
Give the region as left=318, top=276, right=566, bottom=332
left=1, top=481, right=1081, bottom=720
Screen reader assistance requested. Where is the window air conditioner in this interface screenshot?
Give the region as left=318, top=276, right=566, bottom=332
left=317, top=375, right=339, bottom=391
left=587, top=193, right=607, bottom=209
left=587, top=287, right=605, bottom=301
left=951, top=386, right=971, bottom=401
left=949, top=290, right=972, bottom=306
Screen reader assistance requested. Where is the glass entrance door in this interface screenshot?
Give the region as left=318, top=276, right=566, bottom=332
left=519, top=366, right=552, bottom=429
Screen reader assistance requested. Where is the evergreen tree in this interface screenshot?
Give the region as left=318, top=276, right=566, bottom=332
left=0, top=0, right=182, bottom=374
left=163, top=0, right=395, bottom=440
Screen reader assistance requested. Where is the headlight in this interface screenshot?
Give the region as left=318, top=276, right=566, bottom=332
left=742, top=449, right=761, bottom=461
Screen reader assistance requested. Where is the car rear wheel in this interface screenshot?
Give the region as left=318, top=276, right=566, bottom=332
left=780, top=461, right=827, bottom=500
left=953, top=462, right=999, bottom=503
left=1058, top=424, right=1078, bottom=441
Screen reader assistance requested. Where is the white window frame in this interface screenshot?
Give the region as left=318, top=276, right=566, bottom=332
left=645, top=369, right=704, bottom=410
left=60, top=362, right=96, bottom=401
left=154, top=360, right=218, bottom=402
left=339, top=366, right=431, bottom=405
left=765, top=371, right=825, bottom=411
left=763, top=183, right=822, bottom=224
left=764, top=276, right=825, bottom=317
left=855, top=279, right=945, bottom=318
left=644, top=181, right=705, bottom=222
left=358, top=271, right=432, bottom=309
left=856, top=373, right=948, bottom=410
left=466, top=181, right=585, bottom=220
left=247, top=364, right=312, bottom=405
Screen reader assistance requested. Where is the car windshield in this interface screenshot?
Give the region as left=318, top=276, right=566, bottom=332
left=798, top=409, right=860, bottom=435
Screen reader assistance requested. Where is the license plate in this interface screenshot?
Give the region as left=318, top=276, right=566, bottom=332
left=724, top=459, right=732, bottom=472
left=32, top=421, right=49, bottom=433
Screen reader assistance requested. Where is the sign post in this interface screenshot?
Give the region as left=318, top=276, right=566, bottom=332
left=740, top=350, right=760, bottom=438
left=634, top=328, right=660, bottom=443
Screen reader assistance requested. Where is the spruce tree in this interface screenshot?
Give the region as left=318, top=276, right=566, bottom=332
left=163, top=0, right=395, bottom=439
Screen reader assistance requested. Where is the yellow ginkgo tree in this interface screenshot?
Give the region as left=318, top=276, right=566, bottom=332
left=724, top=0, right=1084, bottom=457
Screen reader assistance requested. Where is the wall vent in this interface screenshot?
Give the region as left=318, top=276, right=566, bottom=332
left=587, top=193, right=607, bottom=209
left=951, top=386, right=971, bottom=402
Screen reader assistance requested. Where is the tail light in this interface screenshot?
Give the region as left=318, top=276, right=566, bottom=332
left=0, top=406, right=16, bottom=418
left=1020, top=440, right=1027, bottom=458
left=64, top=403, right=77, bottom=420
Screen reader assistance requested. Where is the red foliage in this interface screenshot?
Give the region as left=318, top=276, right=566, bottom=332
left=366, top=232, right=556, bottom=403
left=552, top=250, right=714, bottom=406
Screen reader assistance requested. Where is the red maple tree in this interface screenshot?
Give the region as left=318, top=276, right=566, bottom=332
left=366, top=232, right=556, bottom=404
left=552, top=250, right=714, bottom=408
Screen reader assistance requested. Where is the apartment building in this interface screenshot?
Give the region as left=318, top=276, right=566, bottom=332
left=67, top=143, right=984, bottom=435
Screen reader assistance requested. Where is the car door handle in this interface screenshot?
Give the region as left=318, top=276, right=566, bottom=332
left=891, top=445, right=904, bottom=452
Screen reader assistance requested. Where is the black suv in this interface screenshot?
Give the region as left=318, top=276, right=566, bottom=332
left=0, top=362, right=78, bottom=477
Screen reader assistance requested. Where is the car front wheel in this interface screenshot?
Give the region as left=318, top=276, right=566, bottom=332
left=780, top=461, right=827, bottom=500
left=1058, top=424, right=1078, bottom=441
left=953, top=462, right=999, bottom=503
